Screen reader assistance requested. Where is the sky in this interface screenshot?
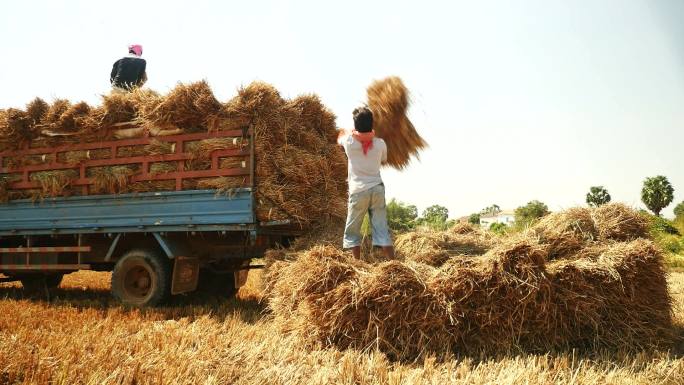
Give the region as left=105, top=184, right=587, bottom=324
left=1, top=0, right=683, bottom=218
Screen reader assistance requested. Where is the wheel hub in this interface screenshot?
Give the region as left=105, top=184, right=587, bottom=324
left=123, top=265, right=153, bottom=299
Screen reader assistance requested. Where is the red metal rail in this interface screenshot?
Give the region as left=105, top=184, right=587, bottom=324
left=0, top=128, right=251, bottom=194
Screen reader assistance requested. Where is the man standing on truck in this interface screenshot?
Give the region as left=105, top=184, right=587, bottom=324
left=338, top=107, right=395, bottom=259
left=110, top=44, right=147, bottom=92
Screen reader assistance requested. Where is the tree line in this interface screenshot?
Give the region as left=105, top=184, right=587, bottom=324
left=385, top=175, right=683, bottom=233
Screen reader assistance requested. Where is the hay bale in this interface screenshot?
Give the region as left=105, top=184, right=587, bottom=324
left=449, top=222, right=477, bottom=235
left=396, top=228, right=495, bottom=266
left=366, top=76, right=427, bottom=170
left=195, top=177, right=246, bottom=195
left=43, top=99, right=71, bottom=126
left=267, top=205, right=674, bottom=360
left=88, top=166, right=136, bottom=194
left=145, top=139, right=175, bottom=156
left=142, top=81, right=221, bottom=131
left=592, top=202, right=649, bottom=241
left=30, top=169, right=79, bottom=198
left=530, top=207, right=597, bottom=260
left=128, top=180, right=176, bottom=192
left=3, top=108, right=35, bottom=143
left=25, top=98, right=49, bottom=126
left=284, top=94, right=338, bottom=144
left=56, top=101, right=91, bottom=132
left=149, top=162, right=177, bottom=176
left=547, top=239, right=672, bottom=349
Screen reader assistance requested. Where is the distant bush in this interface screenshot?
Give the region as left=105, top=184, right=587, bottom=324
left=489, top=222, right=508, bottom=235
left=649, top=215, right=680, bottom=236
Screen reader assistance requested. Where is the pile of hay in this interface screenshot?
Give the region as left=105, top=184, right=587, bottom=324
left=222, top=82, right=348, bottom=225
left=0, top=81, right=348, bottom=227
left=265, top=203, right=673, bottom=360
left=366, top=76, right=427, bottom=170
left=395, top=223, right=497, bottom=266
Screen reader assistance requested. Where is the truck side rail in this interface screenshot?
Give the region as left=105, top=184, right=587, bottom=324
left=0, top=189, right=255, bottom=236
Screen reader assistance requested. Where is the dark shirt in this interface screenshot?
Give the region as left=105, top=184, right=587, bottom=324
left=110, top=56, right=147, bottom=89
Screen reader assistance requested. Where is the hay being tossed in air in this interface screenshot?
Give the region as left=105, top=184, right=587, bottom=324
left=266, top=204, right=673, bottom=361
left=366, top=76, right=427, bottom=170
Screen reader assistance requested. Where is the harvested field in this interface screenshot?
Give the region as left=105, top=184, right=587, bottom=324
left=265, top=204, right=676, bottom=361
left=0, top=269, right=682, bottom=384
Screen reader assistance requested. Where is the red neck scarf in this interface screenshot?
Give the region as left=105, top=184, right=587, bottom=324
left=352, top=130, right=375, bottom=155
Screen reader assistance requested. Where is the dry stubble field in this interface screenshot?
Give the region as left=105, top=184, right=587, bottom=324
left=0, top=270, right=682, bottom=385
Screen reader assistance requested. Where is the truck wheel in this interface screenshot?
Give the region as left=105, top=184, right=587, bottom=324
left=20, top=274, right=64, bottom=292
left=196, top=269, right=237, bottom=298
left=111, top=249, right=171, bottom=307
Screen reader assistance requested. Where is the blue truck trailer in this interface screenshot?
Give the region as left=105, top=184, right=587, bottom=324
left=0, top=127, right=299, bottom=306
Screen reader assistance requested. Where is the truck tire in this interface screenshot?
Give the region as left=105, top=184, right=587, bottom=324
left=196, top=269, right=237, bottom=298
left=20, top=273, right=64, bottom=292
left=111, top=249, right=171, bottom=307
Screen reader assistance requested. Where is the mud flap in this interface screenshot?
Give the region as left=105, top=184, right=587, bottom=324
left=171, top=256, right=200, bottom=295
left=234, top=269, right=249, bottom=288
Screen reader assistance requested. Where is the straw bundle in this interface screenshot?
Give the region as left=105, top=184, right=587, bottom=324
left=30, top=170, right=78, bottom=199
left=266, top=205, right=673, bottom=360
left=25, top=98, right=49, bottom=126
left=0, top=108, right=35, bottom=146
left=43, top=99, right=71, bottom=127
left=195, top=177, right=246, bottom=195
left=142, top=81, right=221, bottom=131
left=530, top=203, right=649, bottom=260
left=395, top=227, right=495, bottom=266
left=592, top=202, right=649, bottom=241
left=366, top=76, right=427, bottom=170
left=55, top=102, right=92, bottom=132
left=129, top=180, right=176, bottom=193
left=144, top=139, right=175, bottom=156
left=88, top=166, right=136, bottom=194
left=0, top=175, right=11, bottom=203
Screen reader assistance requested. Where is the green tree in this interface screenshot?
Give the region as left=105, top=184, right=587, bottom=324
left=514, top=200, right=550, bottom=227
left=674, top=201, right=684, bottom=218
left=480, top=204, right=501, bottom=216
left=422, top=205, right=449, bottom=223
left=419, top=204, right=450, bottom=230
left=386, top=198, right=418, bottom=232
left=641, top=176, right=674, bottom=216
left=468, top=213, right=481, bottom=225
left=586, top=186, right=611, bottom=207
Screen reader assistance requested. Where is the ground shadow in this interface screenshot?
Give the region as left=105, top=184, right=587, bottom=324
left=0, top=284, right=266, bottom=324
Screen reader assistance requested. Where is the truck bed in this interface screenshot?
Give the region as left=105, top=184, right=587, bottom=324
left=0, top=189, right=255, bottom=236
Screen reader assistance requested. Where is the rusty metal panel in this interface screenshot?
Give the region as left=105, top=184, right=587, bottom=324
left=171, top=256, right=200, bottom=295
left=234, top=270, right=249, bottom=288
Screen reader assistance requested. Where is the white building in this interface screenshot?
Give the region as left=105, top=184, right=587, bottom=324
left=480, top=210, right=515, bottom=228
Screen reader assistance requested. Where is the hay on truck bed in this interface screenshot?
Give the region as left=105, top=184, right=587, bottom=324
left=264, top=203, right=673, bottom=361
left=0, top=81, right=348, bottom=229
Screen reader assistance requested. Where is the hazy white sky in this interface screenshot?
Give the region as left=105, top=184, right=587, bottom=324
left=1, top=0, right=683, bottom=218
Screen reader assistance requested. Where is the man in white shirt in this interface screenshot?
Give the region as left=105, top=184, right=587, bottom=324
left=338, top=107, right=394, bottom=259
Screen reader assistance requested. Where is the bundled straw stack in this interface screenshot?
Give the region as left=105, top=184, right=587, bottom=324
left=265, top=203, right=673, bottom=360
left=0, top=81, right=348, bottom=227
left=366, top=76, right=427, bottom=170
